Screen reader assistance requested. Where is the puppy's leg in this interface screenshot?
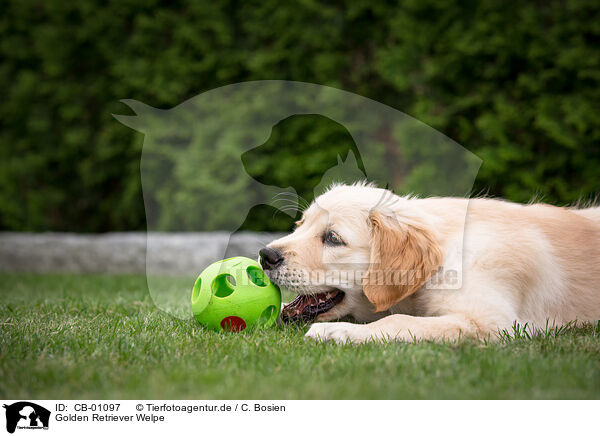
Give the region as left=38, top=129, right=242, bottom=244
left=305, top=313, right=494, bottom=344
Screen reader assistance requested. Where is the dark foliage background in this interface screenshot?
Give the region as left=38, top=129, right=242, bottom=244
left=1, top=0, right=599, bottom=232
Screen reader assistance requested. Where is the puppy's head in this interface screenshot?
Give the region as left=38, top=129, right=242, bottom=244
left=261, top=183, right=443, bottom=323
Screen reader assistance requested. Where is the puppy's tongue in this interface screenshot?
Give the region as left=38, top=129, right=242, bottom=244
left=281, top=290, right=344, bottom=323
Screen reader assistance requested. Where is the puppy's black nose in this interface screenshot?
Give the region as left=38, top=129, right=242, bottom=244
left=259, top=247, right=283, bottom=270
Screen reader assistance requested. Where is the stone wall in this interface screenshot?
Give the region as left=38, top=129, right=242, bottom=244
left=0, top=232, right=283, bottom=274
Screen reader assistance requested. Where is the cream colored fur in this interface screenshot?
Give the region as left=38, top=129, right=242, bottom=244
left=265, top=183, right=600, bottom=343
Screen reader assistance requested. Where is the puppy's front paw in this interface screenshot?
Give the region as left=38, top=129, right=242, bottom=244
left=305, top=322, right=371, bottom=344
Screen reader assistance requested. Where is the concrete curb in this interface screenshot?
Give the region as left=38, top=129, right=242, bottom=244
left=0, top=232, right=283, bottom=274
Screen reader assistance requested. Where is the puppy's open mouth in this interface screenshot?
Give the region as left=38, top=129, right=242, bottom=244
left=281, top=290, right=345, bottom=323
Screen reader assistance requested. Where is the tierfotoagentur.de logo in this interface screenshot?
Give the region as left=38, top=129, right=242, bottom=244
left=2, top=402, right=50, bottom=434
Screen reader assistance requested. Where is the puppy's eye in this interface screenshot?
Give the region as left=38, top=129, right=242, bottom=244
left=322, top=230, right=345, bottom=246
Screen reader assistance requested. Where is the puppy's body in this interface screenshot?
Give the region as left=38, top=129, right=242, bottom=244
left=263, top=184, right=600, bottom=343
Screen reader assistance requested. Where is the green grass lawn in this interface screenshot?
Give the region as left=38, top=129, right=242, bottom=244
left=1, top=274, right=599, bottom=399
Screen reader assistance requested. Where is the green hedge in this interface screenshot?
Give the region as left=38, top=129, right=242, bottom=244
left=1, top=0, right=599, bottom=231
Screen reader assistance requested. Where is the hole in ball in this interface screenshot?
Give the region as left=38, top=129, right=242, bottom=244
left=247, top=266, right=268, bottom=287
left=211, top=274, right=236, bottom=298
left=191, top=277, right=202, bottom=304
left=257, top=305, right=277, bottom=325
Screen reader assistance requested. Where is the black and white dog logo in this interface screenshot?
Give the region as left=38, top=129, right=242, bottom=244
left=3, top=402, right=50, bottom=433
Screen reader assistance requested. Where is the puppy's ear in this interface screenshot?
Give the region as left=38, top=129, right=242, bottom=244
left=364, top=211, right=443, bottom=312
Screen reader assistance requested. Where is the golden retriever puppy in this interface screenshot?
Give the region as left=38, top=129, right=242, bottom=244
left=259, top=182, right=600, bottom=343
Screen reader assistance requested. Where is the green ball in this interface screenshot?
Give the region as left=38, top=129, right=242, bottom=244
left=191, top=256, right=281, bottom=332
